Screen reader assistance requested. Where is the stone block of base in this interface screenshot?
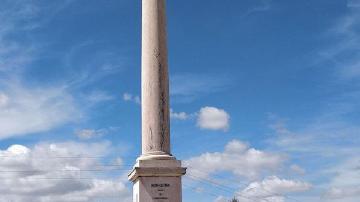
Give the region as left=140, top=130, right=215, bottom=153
left=128, top=159, right=186, bottom=202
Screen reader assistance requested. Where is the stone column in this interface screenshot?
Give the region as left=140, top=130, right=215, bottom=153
left=129, top=0, right=186, bottom=201
left=141, top=0, right=171, bottom=159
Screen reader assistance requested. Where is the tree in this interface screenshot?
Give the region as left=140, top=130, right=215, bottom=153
left=229, top=197, right=239, bottom=202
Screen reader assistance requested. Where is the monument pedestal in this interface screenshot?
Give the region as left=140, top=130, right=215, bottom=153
left=128, top=159, right=186, bottom=202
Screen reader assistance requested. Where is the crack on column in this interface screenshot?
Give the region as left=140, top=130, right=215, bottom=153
left=149, top=127, right=153, bottom=151
left=159, top=91, right=166, bottom=151
left=158, top=59, right=166, bottom=152
left=152, top=45, right=168, bottom=152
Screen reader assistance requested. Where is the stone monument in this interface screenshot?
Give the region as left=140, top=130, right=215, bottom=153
left=128, top=0, right=186, bottom=201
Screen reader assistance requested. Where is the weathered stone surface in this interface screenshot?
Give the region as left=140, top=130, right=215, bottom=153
left=129, top=0, right=186, bottom=201
left=129, top=159, right=186, bottom=202
left=129, top=161, right=185, bottom=202
left=133, top=176, right=183, bottom=202
left=129, top=159, right=186, bottom=182
left=141, top=0, right=171, bottom=157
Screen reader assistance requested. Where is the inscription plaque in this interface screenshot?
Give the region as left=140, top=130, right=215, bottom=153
left=151, top=183, right=170, bottom=201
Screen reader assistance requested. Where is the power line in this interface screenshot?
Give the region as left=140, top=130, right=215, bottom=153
left=186, top=174, right=263, bottom=202
left=183, top=183, right=225, bottom=199
left=187, top=167, right=302, bottom=202
left=0, top=159, right=302, bottom=201
left=187, top=173, right=304, bottom=202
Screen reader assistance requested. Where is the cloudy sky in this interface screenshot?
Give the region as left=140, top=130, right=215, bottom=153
left=0, top=0, right=359, bottom=201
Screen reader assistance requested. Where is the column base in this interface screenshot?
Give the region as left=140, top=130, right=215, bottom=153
left=128, top=158, right=186, bottom=202
left=137, top=152, right=176, bottom=161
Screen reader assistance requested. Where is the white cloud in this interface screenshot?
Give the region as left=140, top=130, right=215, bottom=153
left=0, top=141, right=131, bottom=202
left=329, top=157, right=360, bottom=188
left=0, top=1, right=85, bottom=140
left=0, top=92, right=9, bottom=107
left=170, top=109, right=189, bottom=120
left=318, top=0, right=360, bottom=81
left=267, top=111, right=360, bottom=201
left=197, top=107, right=230, bottom=131
left=324, top=187, right=360, bottom=200
left=122, top=93, right=140, bottom=105
left=75, top=129, right=106, bottom=140
left=322, top=156, right=360, bottom=201
left=268, top=115, right=293, bottom=136
left=290, top=164, right=306, bottom=175
left=123, top=93, right=132, bottom=101
left=243, top=0, right=272, bottom=17
left=75, top=127, right=119, bottom=140
left=239, top=176, right=311, bottom=202
left=268, top=111, right=360, bottom=156
left=85, top=91, right=113, bottom=103
left=214, top=196, right=228, bottom=202
left=185, top=140, right=285, bottom=180
left=0, top=82, right=80, bottom=139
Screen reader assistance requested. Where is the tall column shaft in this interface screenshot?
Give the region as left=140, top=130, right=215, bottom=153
left=129, top=2, right=186, bottom=201
left=141, top=0, right=171, bottom=156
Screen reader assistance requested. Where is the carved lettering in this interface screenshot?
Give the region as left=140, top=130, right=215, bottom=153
left=151, top=183, right=170, bottom=188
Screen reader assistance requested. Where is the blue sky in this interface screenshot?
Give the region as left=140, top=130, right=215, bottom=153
left=0, top=0, right=359, bottom=201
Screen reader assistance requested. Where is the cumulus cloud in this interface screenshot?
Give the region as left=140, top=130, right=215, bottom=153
left=170, top=109, right=190, bottom=120
left=185, top=140, right=285, bottom=179
left=0, top=141, right=131, bottom=202
left=0, top=83, right=80, bottom=139
left=239, top=176, right=311, bottom=202
left=197, top=107, right=230, bottom=131
left=122, top=93, right=140, bottom=105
